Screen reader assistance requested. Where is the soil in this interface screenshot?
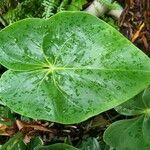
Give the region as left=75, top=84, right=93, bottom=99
left=119, top=0, right=150, bottom=56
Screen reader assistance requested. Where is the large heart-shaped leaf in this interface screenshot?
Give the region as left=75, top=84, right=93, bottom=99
left=103, top=87, right=150, bottom=150
left=0, top=12, right=150, bottom=124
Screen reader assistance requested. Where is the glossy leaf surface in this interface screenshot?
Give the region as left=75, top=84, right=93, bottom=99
left=0, top=12, right=150, bottom=124
left=104, top=87, right=150, bottom=150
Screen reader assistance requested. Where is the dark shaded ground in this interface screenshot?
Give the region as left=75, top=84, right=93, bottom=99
left=1, top=109, right=126, bottom=146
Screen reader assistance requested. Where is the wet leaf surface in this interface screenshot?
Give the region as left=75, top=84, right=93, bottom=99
left=0, top=12, right=150, bottom=124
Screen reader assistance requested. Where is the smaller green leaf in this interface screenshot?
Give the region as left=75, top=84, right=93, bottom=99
left=104, top=87, right=150, bottom=150
left=0, top=105, right=14, bottom=126
left=0, top=105, right=12, bottom=118
left=27, top=137, right=43, bottom=150
left=142, top=86, right=150, bottom=108
left=114, top=92, right=144, bottom=116
left=115, top=86, right=150, bottom=116
left=35, top=143, right=79, bottom=150
left=77, top=137, right=100, bottom=150
left=1, top=132, right=26, bottom=150
left=103, top=116, right=150, bottom=150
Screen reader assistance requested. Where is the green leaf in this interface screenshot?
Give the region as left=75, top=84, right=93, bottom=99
left=0, top=12, right=150, bottom=124
left=67, top=0, right=87, bottom=11
left=115, top=86, right=150, bottom=116
left=104, top=87, right=150, bottom=150
left=35, top=143, right=79, bottom=150
left=1, top=132, right=26, bottom=150
left=77, top=137, right=101, bottom=150
left=104, top=116, right=150, bottom=150
left=27, top=137, right=43, bottom=150
left=0, top=105, right=14, bottom=126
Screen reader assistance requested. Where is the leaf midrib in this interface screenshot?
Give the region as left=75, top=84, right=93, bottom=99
left=9, top=66, right=150, bottom=73
left=49, top=66, right=150, bottom=73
